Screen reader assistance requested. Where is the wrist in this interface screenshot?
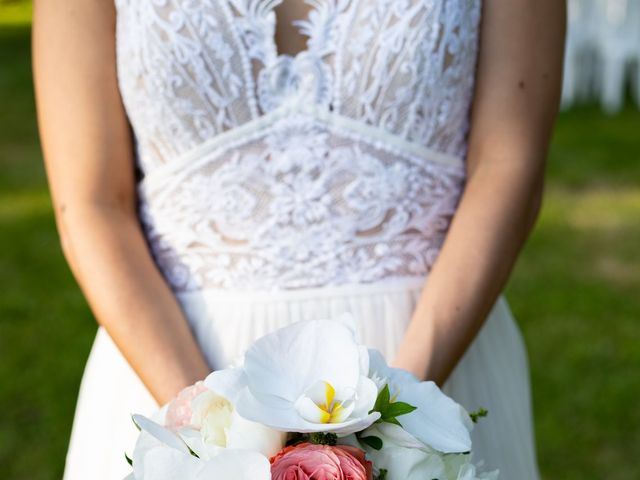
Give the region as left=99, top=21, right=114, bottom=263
left=391, top=315, right=438, bottom=382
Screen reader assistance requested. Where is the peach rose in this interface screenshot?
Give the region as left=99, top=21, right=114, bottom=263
left=270, top=442, right=373, bottom=480
left=165, top=381, right=208, bottom=431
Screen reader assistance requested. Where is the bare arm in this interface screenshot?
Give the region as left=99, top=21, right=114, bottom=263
left=392, top=0, right=566, bottom=384
left=32, top=0, right=210, bottom=404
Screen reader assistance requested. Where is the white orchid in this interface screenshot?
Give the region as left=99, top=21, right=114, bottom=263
left=368, top=349, right=473, bottom=453
left=126, top=414, right=271, bottom=480
left=350, top=422, right=498, bottom=480
left=205, top=314, right=381, bottom=435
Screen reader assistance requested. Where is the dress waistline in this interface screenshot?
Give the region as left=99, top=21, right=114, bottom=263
left=174, top=275, right=427, bottom=304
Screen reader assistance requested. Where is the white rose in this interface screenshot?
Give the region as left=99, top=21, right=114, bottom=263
left=191, top=391, right=234, bottom=447
left=185, top=390, right=286, bottom=459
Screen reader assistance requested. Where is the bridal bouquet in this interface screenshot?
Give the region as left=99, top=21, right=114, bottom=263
left=124, top=314, right=498, bottom=480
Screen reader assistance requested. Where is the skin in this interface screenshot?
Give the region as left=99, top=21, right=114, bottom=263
left=273, top=0, right=314, bottom=56
left=32, top=0, right=565, bottom=406
left=32, top=0, right=210, bottom=405
left=391, top=0, right=566, bottom=384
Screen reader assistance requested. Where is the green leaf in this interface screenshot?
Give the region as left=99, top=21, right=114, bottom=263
left=382, top=416, right=403, bottom=427
left=371, top=384, right=419, bottom=427
left=359, top=435, right=384, bottom=450
left=187, top=446, right=200, bottom=458
left=384, top=401, right=417, bottom=417
left=372, top=384, right=391, bottom=413
left=124, top=452, right=133, bottom=466
left=469, top=407, right=489, bottom=423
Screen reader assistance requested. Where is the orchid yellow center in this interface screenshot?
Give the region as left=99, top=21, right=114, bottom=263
left=294, top=380, right=356, bottom=425
left=316, top=382, right=344, bottom=423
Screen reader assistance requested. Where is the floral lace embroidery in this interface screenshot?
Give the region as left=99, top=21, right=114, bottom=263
left=114, top=0, right=482, bottom=291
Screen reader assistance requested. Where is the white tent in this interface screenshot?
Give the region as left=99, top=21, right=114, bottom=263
left=562, top=0, right=640, bottom=113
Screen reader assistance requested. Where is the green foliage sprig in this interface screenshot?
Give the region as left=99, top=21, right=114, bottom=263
left=469, top=407, right=489, bottom=423
left=309, top=432, right=338, bottom=446
left=375, top=468, right=388, bottom=480
left=370, top=384, right=417, bottom=427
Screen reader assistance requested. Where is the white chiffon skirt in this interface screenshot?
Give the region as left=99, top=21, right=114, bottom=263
left=63, top=277, right=540, bottom=480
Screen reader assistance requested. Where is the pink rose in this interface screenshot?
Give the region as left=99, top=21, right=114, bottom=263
left=165, top=381, right=208, bottom=431
left=270, top=442, right=373, bottom=480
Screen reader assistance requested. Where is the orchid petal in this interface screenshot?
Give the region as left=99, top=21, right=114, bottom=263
left=399, top=382, right=472, bottom=453
left=368, top=444, right=446, bottom=480
left=131, top=414, right=190, bottom=454
left=357, top=424, right=447, bottom=480
left=205, top=317, right=380, bottom=434
left=226, top=410, right=287, bottom=458
left=363, top=423, right=431, bottom=451
left=195, top=449, right=271, bottom=480
left=140, top=447, right=201, bottom=480
left=294, top=395, right=332, bottom=423
left=177, top=428, right=220, bottom=461
left=365, top=349, right=472, bottom=453
left=204, top=368, right=246, bottom=404
left=351, top=376, right=379, bottom=418
left=368, top=349, right=419, bottom=388
left=236, top=385, right=380, bottom=433
left=243, top=318, right=362, bottom=401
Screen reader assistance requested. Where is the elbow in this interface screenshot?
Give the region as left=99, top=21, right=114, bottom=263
left=59, top=228, right=77, bottom=270
left=52, top=197, right=139, bottom=260
left=52, top=199, right=129, bottom=280
left=53, top=205, right=82, bottom=280
left=525, top=178, right=545, bottom=234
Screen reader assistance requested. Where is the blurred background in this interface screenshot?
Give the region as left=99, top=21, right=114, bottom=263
left=0, top=1, right=638, bottom=479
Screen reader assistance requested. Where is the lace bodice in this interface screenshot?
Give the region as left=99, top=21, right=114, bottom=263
left=114, top=0, right=482, bottom=291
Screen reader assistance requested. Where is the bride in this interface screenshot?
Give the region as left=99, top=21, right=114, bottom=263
left=32, top=0, right=565, bottom=478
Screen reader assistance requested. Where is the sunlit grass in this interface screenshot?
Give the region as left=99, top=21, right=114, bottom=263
left=0, top=190, right=51, bottom=221
left=507, top=187, right=640, bottom=480
left=0, top=1, right=32, bottom=26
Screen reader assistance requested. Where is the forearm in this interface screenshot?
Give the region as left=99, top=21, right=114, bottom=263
left=58, top=202, right=210, bottom=404
left=392, top=155, right=544, bottom=385
left=392, top=0, right=565, bottom=385
left=33, top=0, right=210, bottom=406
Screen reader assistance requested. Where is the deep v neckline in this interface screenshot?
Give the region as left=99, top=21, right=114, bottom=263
left=268, top=0, right=318, bottom=58
left=241, top=0, right=343, bottom=114
left=257, top=0, right=332, bottom=70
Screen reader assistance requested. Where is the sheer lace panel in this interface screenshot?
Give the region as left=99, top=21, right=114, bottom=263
left=114, top=0, right=482, bottom=291
left=138, top=111, right=465, bottom=291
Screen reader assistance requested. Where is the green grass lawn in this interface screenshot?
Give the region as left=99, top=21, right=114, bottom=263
left=1, top=8, right=639, bottom=480
left=508, top=105, right=640, bottom=478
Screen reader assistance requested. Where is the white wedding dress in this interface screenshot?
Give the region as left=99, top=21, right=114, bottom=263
left=63, top=1, right=540, bottom=478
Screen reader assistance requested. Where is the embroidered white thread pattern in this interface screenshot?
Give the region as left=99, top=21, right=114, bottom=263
left=114, top=0, right=482, bottom=291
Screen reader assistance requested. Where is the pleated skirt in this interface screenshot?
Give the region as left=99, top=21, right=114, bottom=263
left=63, top=277, right=540, bottom=479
